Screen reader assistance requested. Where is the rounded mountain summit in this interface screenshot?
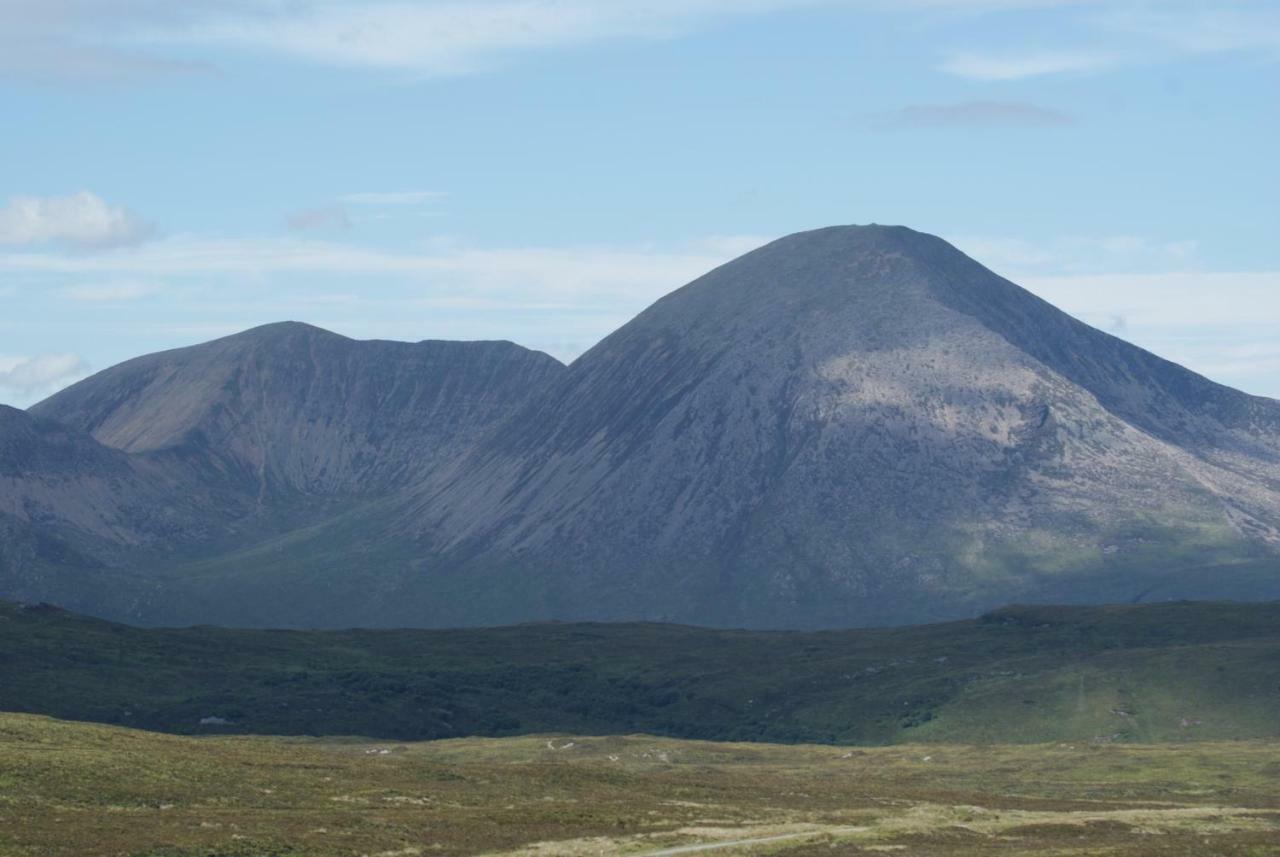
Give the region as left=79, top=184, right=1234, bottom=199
left=11, top=225, right=1280, bottom=629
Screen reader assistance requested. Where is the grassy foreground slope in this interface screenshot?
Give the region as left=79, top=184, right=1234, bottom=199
left=3, top=599, right=1280, bottom=744
left=1, top=713, right=1279, bottom=856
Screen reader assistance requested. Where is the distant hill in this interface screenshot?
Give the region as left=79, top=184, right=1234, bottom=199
left=0, top=405, right=255, bottom=612
left=408, top=225, right=1280, bottom=627
left=6, top=328, right=565, bottom=620
left=3, top=225, right=1279, bottom=628
left=31, top=322, right=565, bottom=497
left=2, top=599, right=1279, bottom=745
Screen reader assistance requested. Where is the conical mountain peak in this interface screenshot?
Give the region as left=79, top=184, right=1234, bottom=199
left=593, top=225, right=999, bottom=352
left=6, top=226, right=1280, bottom=630
left=406, top=225, right=1280, bottom=629
left=218, top=320, right=346, bottom=344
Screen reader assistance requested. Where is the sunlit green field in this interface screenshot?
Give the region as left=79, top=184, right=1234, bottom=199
left=2, top=714, right=1278, bottom=856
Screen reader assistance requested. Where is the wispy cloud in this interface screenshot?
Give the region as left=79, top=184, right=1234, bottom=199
left=0, top=1, right=813, bottom=80
left=3, top=226, right=1277, bottom=397
left=0, top=192, right=152, bottom=250
left=0, top=353, right=90, bottom=397
left=1185, top=342, right=1280, bottom=388
left=936, top=4, right=1280, bottom=82
left=1019, top=271, right=1280, bottom=329
left=0, top=232, right=774, bottom=307
left=4, top=1, right=1275, bottom=83
left=930, top=231, right=1280, bottom=398
left=939, top=49, right=1114, bottom=80
left=1019, top=269, right=1280, bottom=398
left=1094, top=5, right=1280, bottom=56
left=0, top=0, right=211, bottom=82
left=951, top=233, right=1199, bottom=276
left=889, top=100, right=1073, bottom=127
left=0, top=230, right=774, bottom=367
left=286, top=205, right=351, bottom=232
left=62, top=280, right=164, bottom=302
left=156, top=1, right=813, bottom=74
left=339, top=191, right=446, bottom=205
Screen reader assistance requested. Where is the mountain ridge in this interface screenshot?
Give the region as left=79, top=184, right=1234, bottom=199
left=392, top=225, right=1280, bottom=627
left=31, top=323, right=566, bottom=497
left=6, top=224, right=1280, bottom=629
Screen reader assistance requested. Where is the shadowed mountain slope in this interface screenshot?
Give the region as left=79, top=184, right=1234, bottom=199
left=400, top=225, right=1280, bottom=628
left=31, top=322, right=566, bottom=497
left=0, top=404, right=258, bottom=612
left=0, top=405, right=247, bottom=546
left=6, top=329, right=564, bottom=621
left=5, top=226, right=1280, bottom=628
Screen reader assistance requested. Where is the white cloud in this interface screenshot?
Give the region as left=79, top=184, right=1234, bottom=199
left=1017, top=270, right=1280, bottom=398
left=0, top=0, right=810, bottom=79
left=155, top=1, right=816, bottom=73
left=1094, top=5, right=1280, bottom=56
left=0, top=232, right=772, bottom=310
left=0, top=230, right=779, bottom=366
left=685, top=234, right=777, bottom=258
left=1019, top=271, right=1280, bottom=328
left=935, top=5, right=1280, bottom=82
left=0, top=0, right=1105, bottom=80
left=934, top=232, right=1280, bottom=398
left=0, top=230, right=777, bottom=365
left=939, top=49, right=1114, bottom=80
left=62, top=280, right=163, bottom=301
left=0, top=0, right=215, bottom=81
left=339, top=191, right=445, bottom=205
left=0, top=0, right=1271, bottom=84
left=1185, top=342, right=1280, bottom=387
left=950, top=233, right=1199, bottom=276
left=889, top=100, right=1073, bottom=127
left=286, top=205, right=351, bottom=232
left=0, top=192, right=152, bottom=249
left=0, top=353, right=90, bottom=397
left=4, top=227, right=1277, bottom=396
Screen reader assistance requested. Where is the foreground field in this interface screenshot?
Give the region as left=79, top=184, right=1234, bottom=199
left=1, top=714, right=1278, bottom=856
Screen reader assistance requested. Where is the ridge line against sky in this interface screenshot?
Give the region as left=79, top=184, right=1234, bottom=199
left=1, top=0, right=1277, bottom=405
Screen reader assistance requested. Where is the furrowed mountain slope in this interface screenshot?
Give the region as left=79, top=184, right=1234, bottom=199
left=31, top=322, right=566, bottom=497
left=403, top=225, right=1280, bottom=628
left=6, top=328, right=564, bottom=622
left=0, top=405, right=248, bottom=547
left=5, top=225, right=1280, bottom=629
left=0, top=405, right=255, bottom=612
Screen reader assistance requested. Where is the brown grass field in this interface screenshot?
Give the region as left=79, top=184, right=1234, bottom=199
left=1, top=714, right=1278, bottom=856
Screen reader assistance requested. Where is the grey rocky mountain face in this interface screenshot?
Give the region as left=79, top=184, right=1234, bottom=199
left=31, top=322, right=566, bottom=497
left=8, top=327, right=565, bottom=620
left=4, top=226, right=1279, bottom=628
left=0, top=404, right=253, bottom=610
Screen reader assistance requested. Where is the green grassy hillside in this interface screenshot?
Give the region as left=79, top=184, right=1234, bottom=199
left=3, top=599, right=1279, bottom=745
left=2, top=714, right=1278, bottom=856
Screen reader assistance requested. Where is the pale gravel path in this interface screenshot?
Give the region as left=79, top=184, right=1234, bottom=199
left=636, top=827, right=868, bottom=855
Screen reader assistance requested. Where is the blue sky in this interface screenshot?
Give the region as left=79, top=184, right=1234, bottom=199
left=1, top=0, right=1277, bottom=407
